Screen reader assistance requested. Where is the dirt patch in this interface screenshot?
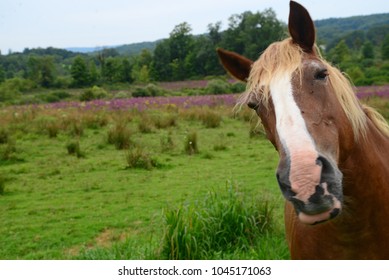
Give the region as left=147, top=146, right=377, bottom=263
left=63, top=224, right=143, bottom=258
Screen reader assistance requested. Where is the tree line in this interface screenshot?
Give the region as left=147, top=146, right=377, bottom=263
left=0, top=9, right=388, bottom=100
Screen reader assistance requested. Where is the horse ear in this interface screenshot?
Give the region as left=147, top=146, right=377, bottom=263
left=216, top=48, right=253, bottom=82
left=288, top=1, right=315, bottom=52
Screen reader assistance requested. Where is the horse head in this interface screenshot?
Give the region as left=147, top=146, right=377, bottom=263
left=217, top=1, right=366, bottom=225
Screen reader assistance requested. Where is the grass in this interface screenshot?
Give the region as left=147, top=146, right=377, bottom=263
left=0, top=102, right=286, bottom=259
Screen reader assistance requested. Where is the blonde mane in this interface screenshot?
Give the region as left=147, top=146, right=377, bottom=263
left=240, top=37, right=389, bottom=141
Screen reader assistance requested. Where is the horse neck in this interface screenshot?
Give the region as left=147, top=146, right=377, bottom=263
left=340, top=117, right=389, bottom=214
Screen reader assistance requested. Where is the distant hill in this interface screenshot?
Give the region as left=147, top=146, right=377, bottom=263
left=315, top=13, right=389, bottom=46
left=65, top=46, right=116, bottom=53
left=65, top=41, right=159, bottom=56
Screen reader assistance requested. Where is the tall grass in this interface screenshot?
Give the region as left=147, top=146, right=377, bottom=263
left=184, top=131, right=198, bottom=155
left=107, top=122, right=133, bottom=150
left=159, top=183, right=277, bottom=260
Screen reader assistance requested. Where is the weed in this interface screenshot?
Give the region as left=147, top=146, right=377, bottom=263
left=184, top=131, right=198, bottom=155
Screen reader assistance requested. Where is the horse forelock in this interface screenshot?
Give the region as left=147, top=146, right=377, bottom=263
left=240, top=37, right=389, bottom=142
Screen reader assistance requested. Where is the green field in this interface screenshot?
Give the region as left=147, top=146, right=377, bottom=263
left=0, top=102, right=292, bottom=260
left=2, top=95, right=389, bottom=260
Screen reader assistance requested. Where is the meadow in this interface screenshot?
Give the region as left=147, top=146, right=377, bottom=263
left=1, top=87, right=389, bottom=260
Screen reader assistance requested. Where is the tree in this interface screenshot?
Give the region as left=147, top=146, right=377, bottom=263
left=222, top=9, right=286, bottom=60
left=382, top=34, right=389, bottom=60
left=362, top=41, right=374, bottom=59
left=71, top=56, right=90, bottom=87
left=150, top=39, right=171, bottom=81
left=27, top=55, right=55, bottom=87
left=329, top=40, right=351, bottom=65
left=120, top=58, right=133, bottom=83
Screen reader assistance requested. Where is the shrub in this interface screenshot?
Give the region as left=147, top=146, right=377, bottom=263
left=184, top=131, right=198, bottom=155
left=230, top=82, right=246, bottom=93
left=80, top=86, right=108, bottom=101
left=107, top=123, right=132, bottom=150
left=132, top=84, right=166, bottom=98
left=126, top=147, right=158, bottom=170
left=43, top=91, right=71, bottom=103
left=205, top=79, right=231, bottom=95
left=159, top=184, right=275, bottom=260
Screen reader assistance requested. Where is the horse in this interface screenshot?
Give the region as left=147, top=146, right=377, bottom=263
left=217, top=1, right=389, bottom=259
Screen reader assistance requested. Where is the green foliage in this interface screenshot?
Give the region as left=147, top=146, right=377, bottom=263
left=71, top=56, right=91, bottom=87
left=132, top=84, right=165, bottom=97
left=160, top=184, right=275, bottom=259
left=0, top=78, right=36, bottom=102
left=80, top=86, right=108, bottom=101
left=205, top=79, right=231, bottom=95
left=382, top=34, right=389, bottom=60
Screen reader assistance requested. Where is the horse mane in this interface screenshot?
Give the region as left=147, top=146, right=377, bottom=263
left=240, top=37, right=389, bottom=141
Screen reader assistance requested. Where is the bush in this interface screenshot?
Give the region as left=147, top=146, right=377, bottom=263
left=205, top=79, right=232, bottom=95
left=80, top=86, right=108, bottom=101
left=160, top=184, right=275, bottom=259
left=126, top=147, right=159, bottom=170
left=184, top=131, right=198, bottom=155
left=230, top=82, right=246, bottom=93
left=43, top=91, right=71, bottom=103
left=132, top=84, right=166, bottom=98
left=0, top=78, right=36, bottom=102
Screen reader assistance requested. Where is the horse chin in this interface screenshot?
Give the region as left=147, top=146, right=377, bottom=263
left=297, top=200, right=342, bottom=225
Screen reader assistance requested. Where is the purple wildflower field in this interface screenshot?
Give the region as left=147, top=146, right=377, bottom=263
left=18, top=84, right=389, bottom=112
left=42, top=94, right=239, bottom=111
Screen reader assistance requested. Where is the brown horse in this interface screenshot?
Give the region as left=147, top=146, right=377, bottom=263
left=217, top=1, right=389, bottom=259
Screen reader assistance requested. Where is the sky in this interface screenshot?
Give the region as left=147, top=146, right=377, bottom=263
left=1, top=0, right=388, bottom=54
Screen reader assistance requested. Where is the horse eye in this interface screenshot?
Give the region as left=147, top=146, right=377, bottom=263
left=314, top=69, right=328, bottom=80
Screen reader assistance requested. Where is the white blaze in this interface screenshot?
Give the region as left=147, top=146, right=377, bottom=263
left=270, top=73, right=321, bottom=198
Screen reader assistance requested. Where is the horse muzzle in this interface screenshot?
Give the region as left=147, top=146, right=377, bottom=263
left=277, top=154, right=343, bottom=225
